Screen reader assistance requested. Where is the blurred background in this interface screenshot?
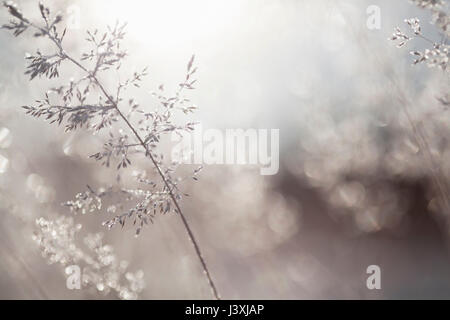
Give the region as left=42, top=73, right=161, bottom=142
left=0, top=0, right=449, bottom=299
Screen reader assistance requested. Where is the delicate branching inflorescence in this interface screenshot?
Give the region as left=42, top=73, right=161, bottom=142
left=2, top=1, right=220, bottom=299
left=33, top=216, right=145, bottom=300
left=390, top=0, right=449, bottom=71
left=410, top=0, right=449, bottom=33
left=389, top=0, right=450, bottom=218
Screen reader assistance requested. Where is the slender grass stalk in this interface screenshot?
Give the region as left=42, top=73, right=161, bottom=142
left=2, top=2, right=220, bottom=299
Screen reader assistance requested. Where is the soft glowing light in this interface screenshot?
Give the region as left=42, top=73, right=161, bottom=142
left=92, top=0, right=242, bottom=48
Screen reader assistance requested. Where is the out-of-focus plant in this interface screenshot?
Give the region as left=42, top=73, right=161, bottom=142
left=292, top=0, right=450, bottom=235
left=34, top=216, right=145, bottom=300
left=2, top=1, right=219, bottom=299
left=389, top=0, right=449, bottom=218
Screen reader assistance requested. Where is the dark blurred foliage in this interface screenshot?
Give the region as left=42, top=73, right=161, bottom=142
left=0, top=0, right=449, bottom=299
